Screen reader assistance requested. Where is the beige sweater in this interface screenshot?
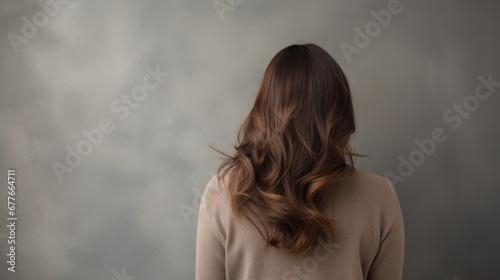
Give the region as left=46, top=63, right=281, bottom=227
left=195, top=168, right=405, bottom=280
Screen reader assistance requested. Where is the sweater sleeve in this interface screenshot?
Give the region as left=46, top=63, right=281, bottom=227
left=195, top=180, right=226, bottom=280
left=367, top=179, right=405, bottom=280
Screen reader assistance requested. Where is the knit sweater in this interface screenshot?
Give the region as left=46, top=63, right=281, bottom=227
left=195, top=168, right=405, bottom=280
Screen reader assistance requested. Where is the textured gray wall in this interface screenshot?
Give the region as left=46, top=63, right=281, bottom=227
left=0, top=0, right=499, bottom=279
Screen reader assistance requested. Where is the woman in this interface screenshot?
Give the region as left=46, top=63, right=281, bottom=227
left=196, top=43, right=404, bottom=280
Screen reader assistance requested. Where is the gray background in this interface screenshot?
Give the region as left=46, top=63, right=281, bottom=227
left=0, top=0, right=499, bottom=279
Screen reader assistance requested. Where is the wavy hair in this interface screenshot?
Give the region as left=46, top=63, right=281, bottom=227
left=210, top=43, right=366, bottom=255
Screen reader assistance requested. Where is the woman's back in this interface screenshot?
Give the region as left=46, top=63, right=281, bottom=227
left=196, top=168, right=404, bottom=280
left=196, top=43, right=404, bottom=279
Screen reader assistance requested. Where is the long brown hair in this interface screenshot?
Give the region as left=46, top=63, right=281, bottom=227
left=210, top=43, right=365, bottom=255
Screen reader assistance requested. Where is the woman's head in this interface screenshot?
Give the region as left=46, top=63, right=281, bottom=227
left=251, top=43, right=356, bottom=165
left=212, top=43, right=363, bottom=254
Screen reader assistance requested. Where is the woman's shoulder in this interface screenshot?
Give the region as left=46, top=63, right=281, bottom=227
left=201, top=174, right=228, bottom=206
left=336, top=167, right=400, bottom=212
left=199, top=173, right=232, bottom=220
left=202, top=168, right=400, bottom=214
left=346, top=167, right=396, bottom=195
left=204, top=168, right=397, bottom=200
